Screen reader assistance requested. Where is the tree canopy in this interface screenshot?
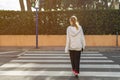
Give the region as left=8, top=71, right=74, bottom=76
left=19, top=0, right=120, bottom=11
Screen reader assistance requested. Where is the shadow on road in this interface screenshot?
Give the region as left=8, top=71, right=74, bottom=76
left=69, top=76, right=80, bottom=80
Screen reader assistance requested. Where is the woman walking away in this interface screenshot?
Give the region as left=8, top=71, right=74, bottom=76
left=65, top=16, right=86, bottom=77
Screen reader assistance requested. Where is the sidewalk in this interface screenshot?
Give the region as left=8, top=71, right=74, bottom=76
left=32, top=46, right=120, bottom=52
left=0, top=46, right=120, bottom=52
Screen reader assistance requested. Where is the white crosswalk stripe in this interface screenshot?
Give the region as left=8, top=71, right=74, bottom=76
left=0, top=51, right=120, bottom=78
left=23, top=53, right=103, bottom=56
left=11, top=60, right=113, bottom=63
left=1, top=63, right=120, bottom=69
left=19, top=56, right=108, bottom=59
left=27, top=51, right=99, bottom=54
left=0, top=71, right=120, bottom=77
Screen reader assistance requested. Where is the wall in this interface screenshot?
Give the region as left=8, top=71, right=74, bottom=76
left=118, top=36, right=120, bottom=46
left=0, top=35, right=119, bottom=47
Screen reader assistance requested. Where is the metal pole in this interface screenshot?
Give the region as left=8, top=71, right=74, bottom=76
left=116, top=32, right=118, bottom=47
left=36, top=8, right=39, bottom=48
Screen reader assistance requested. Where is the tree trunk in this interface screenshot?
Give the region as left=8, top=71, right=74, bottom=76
left=110, top=0, right=114, bottom=9
left=26, top=0, right=32, bottom=11
left=103, top=0, right=108, bottom=9
left=19, top=0, right=25, bottom=11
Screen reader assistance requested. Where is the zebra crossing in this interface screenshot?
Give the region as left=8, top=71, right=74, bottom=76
left=0, top=51, right=120, bottom=78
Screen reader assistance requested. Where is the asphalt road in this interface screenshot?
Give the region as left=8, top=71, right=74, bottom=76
left=0, top=48, right=120, bottom=80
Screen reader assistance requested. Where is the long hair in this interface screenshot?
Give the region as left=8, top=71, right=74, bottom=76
left=69, top=16, right=79, bottom=30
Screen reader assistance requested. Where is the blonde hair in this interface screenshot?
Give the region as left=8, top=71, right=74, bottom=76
left=69, top=16, right=79, bottom=30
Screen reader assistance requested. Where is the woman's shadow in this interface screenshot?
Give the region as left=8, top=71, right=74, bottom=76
left=68, top=76, right=80, bottom=80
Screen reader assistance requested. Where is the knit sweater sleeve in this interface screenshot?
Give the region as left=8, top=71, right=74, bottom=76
left=81, top=26, right=86, bottom=49
left=65, top=27, right=70, bottom=53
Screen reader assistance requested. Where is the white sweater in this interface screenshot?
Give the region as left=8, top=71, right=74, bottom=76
left=65, top=25, right=86, bottom=53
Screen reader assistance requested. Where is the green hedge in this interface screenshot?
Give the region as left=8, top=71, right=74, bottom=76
left=0, top=10, right=120, bottom=35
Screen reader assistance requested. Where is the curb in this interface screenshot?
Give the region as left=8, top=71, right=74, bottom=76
left=0, top=46, right=120, bottom=52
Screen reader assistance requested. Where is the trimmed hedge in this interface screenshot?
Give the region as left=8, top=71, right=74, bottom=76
left=0, top=10, right=120, bottom=35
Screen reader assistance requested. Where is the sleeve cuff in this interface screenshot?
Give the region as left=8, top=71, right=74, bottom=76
left=65, top=48, right=69, bottom=53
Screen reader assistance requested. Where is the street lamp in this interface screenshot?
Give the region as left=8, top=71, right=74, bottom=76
left=115, top=23, right=119, bottom=47
left=31, top=0, right=39, bottom=48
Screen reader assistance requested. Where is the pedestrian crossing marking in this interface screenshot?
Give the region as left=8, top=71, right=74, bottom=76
left=23, top=53, right=103, bottom=56
left=10, top=60, right=113, bottom=63
left=18, top=56, right=108, bottom=59
left=0, top=71, right=120, bottom=77
left=0, top=51, right=119, bottom=78
left=27, top=51, right=99, bottom=54
left=1, top=63, right=120, bottom=69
